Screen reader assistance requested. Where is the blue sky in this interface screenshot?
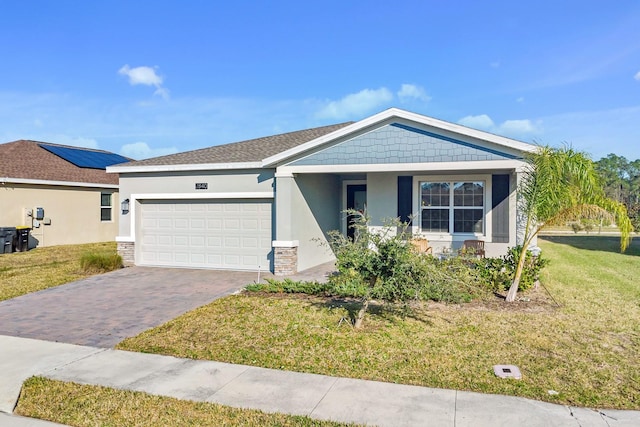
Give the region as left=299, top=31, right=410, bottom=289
left=1, top=1, right=639, bottom=160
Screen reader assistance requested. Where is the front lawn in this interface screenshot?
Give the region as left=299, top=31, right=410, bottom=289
left=118, top=236, right=640, bottom=410
left=0, top=242, right=118, bottom=301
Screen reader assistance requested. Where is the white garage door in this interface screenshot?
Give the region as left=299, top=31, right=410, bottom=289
left=137, top=200, right=272, bottom=270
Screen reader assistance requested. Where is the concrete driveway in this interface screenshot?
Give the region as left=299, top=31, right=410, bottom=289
left=0, top=267, right=266, bottom=348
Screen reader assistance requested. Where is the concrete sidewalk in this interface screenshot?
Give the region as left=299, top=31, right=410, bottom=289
left=1, top=335, right=638, bottom=427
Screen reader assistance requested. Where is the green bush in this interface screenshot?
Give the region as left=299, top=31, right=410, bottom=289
left=472, top=246, right=548, bottom=292
left=79, top=252, right=123, bottom=273
left=245, top=278, right=329, bottom=294
left=325, top=213, right=483, bottom=305
left=581, top=219, right=595, bottom=233
left=570, top=222, right=583, bottom=233
left=626, top=203, right=640, bottom=231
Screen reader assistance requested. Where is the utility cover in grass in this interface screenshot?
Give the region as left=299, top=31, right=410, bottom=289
left=493, top=365, right=522, bottom=379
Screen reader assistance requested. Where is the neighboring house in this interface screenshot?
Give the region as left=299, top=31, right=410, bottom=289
left=0, top=140, right=129, bottom=248
left=109, top=108, right=537, bottom=274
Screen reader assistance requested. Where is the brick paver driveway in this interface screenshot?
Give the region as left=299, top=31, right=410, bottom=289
left=0, top=267, right=267, bottom=348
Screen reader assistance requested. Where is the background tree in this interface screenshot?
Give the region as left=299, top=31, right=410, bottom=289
left=595, top=154, right=640, bottom=230
left=506, top=146, right=632, bottom=302
left=595, top=153, right=630, bottom=203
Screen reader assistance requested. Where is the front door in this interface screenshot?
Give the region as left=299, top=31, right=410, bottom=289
left=346, top=184, right=366, bottom=240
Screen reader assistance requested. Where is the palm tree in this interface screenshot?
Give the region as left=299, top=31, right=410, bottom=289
left=505, top=146, right=633, bottom=302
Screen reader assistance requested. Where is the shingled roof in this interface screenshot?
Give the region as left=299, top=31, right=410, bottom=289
left=0, top=140, right=124, bottom=185
left=123, top=122, right=354, bottom=167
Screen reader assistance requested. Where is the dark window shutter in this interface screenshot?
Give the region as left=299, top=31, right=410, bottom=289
left=397, top=176, right=413, bottom=224
left=492, top=174, right=510, bottom=243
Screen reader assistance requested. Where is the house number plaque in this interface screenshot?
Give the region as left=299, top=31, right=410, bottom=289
left=195, top=183, right=208, bottom=190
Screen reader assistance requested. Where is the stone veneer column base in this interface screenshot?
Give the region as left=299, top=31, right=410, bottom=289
left=117, top=241, right=135, bottom=267
left=273, top=244, right=298, bottom=276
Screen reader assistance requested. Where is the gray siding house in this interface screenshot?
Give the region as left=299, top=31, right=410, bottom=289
left=108, top=108, right=536, bottom=274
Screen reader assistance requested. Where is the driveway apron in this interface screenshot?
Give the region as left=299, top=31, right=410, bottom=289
left=0, top=267, right=263, bottom=348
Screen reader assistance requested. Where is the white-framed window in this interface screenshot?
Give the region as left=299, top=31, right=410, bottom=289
left=101, top=193, right=112, bottom=222
left=419, top=180, right=485, bottom=234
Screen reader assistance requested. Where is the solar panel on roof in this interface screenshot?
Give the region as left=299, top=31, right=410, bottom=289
left=39, top=144, right=129, bottom=169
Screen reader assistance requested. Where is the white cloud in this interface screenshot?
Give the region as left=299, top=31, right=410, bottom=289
left=458, top=114, right=495, bottom=130
left=499, top=119, right=536, bottom=135
left=517, top=97, right=525, bottom=103
left=634, top=70, right=640, bottom=81
left=458, top=114, right=539, bottom=140
left=316, top=88, right=393, bottom=120
left=118, top=65, right=169, bottom=99
left=119, top=142, right=178, bottom=160
left=397, top=84, right=431, bottom=102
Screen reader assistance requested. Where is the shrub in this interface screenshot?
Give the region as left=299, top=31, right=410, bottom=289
left=325, top=212, right=487, bottom=322
left=626, top=203, right=640, bottom=231
left=570, top=222, right=583, bottom=233
left=245, top=278, right=328, bottom=295
left=581, top=219, right=595, bottom=233
left=472, top=246, right=548, bottom=292
left=80, top=252, right=123, bottom=273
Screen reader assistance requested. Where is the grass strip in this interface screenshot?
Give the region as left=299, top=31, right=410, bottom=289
left=15, top=377, right=358, bottom=427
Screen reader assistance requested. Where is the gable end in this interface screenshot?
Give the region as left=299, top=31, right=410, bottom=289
left=286, top=123, right=519, bottom=167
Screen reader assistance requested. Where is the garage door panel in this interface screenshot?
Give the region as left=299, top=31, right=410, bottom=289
left=243, top=237, right=259, bottom=248
left=224, top=218, right=241, bottom=230
left=174, top=235, right=189, bottom=247
left=224, top=236, right=241, bottom=248
left=138, top=200, right=272, bottom=270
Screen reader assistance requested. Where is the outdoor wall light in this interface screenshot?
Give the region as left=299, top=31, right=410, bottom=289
left=121, top=198, right=130, bottom=214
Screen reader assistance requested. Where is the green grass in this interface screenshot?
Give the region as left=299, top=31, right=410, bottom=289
left=118, top=236, right=640, bottom=410
left=80, top=251, right=123, bottom=273
left=0, top=242, right=119, bottom=301
left=15, top=377, right=358, bottom=427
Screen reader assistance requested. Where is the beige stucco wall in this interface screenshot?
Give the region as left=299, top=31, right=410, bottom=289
left=117, top=169, right=274, bottom=238
left=290, top=174, right=341, bottom=271
left=366, top=172, right=399, bottom=226
left=0, top=183, right=119, bottom=247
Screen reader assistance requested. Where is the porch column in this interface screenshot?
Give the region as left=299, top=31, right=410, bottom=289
left=273, top=172, right=298, bottom=275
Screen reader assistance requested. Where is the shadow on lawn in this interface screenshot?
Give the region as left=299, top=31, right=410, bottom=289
left=539, top=234, right=640, bottom=256
left=309, top=297, right=433, bottom=327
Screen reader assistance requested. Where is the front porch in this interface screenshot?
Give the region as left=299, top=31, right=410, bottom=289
left=272, top=169, right=522, bottom=275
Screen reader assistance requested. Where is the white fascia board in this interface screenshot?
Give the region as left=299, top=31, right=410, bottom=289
left=131, top=192, right=274, bottom=200
left=0, top=177, right=118, bottom=189
left=277, top=159, right=527, bottom=175
left=262, top=108, right=537, bottom=167
left=107, top=161, right=263, bottom=174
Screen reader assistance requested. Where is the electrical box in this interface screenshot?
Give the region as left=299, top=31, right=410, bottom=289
left=35, top=207, right=44, bottom=220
